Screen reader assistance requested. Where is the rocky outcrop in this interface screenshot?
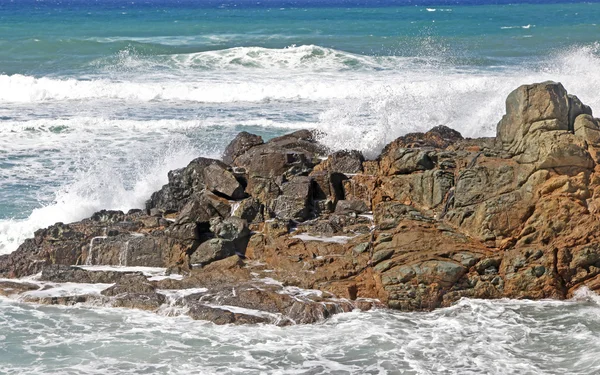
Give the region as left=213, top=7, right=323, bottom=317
left=2, top=81, right=600, bottom=324
left=147, top=157, right=244, bottom=214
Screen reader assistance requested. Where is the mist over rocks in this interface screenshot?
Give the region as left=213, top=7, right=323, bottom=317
left=3, top=81, right=600, bottom=324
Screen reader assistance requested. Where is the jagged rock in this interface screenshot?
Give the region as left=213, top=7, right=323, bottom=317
left=222, top=131, right=264, bottom=165
left=568, top=94, right=593, bottom=128
left=379, top=148, right=435, bottom=176
left=235, top=145, right=314, bottom=180
left=313, top=150, right=365, bottom=174
left=233, top=130, right=325, bottom=180
left=40, top=265, right=144, bottom=283
left=335, top=199, right=369, bottom=215
left=383, top=125, right=464, bottom=150
left=210, top=216, right=250, bottom=241
left=496, top=81, right=595, bottom=171
left=174, top=191, right=231, bottom=226
left=231, top=197, right=264, bottom=223
left=574, top=114, right=600, bottom=146
left=189, top=239, right=236, bottom=265
left=209, top=216, right=251, bottom=254
left=342, top=175, right=378, bottom=211
left=310, top=171, right=347, bottom=213
left=245, top=176, right=282, bottom=205
left=101, top=274, right=166, bottom=311
left=147, top=157, right=243, bottom=213
left=497, top=81, right=571, bottom=150
left=269, top=175, right=314, bottom=221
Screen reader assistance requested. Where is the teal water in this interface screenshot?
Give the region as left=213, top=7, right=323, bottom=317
left=1, top=2, right=600, bottom=373
left=1, top=1, right=599, bottom=75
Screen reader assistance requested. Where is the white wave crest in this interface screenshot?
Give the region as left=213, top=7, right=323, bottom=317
left=317, top=44, right=600, bottom=158
left=0, top=72, right=390, bottom=103
left=0, top=144, right=199, bottom=255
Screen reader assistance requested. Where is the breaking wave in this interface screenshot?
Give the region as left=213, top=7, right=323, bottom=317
left=1, top=43, right=599, bottom=253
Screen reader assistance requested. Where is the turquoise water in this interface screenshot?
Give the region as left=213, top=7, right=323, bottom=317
left=1, top=2, right=600, bottom=373
left=1, top=1, right=599, bottom=75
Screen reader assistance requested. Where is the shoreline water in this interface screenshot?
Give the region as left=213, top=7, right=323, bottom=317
left=2, top=290, right=600, bottom=374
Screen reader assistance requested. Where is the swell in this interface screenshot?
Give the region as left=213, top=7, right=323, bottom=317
left=0, top=43, right=598, bottom=103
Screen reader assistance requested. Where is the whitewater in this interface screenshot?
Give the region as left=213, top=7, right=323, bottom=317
left=2, top=1, right=600, bottom=373
left=2, top=289, right=600, bottom=374
left=2, top=44, right=600, bottom=255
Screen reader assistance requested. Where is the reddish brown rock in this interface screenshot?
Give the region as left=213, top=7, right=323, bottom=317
left=5, top=81, right=600, bottom=324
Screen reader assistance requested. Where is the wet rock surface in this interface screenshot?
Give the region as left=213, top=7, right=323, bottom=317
left=3, top=81, right=600, bottom=324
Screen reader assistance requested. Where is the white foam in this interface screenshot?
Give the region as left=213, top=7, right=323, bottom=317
left=204, top=303, right=280, bottom=320
left=20, top=282, right=112, bottom=298
left=292, top=233, right=355, bottom=244
left=158, top=288, right=209, bottom=302
left=77, top=265, right=183, bottom=280
left=501, top=24, right=535, bottom=29
left=316, top=44, right=600, bottom=158
left=571, top=286, right=600, bottom=305
left=0, top=139, right=200, bottom=255
left=1, top=295, right=600, bottom=374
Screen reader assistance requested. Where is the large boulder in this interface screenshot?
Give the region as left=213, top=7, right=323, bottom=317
left=313, top=150, right=365, bottom=174
left=189, top=238, right=236, bottom=265
left=496, top=81, right=594, bottom=170
left=147, top=157, right=244, bottom=213
left=497, top=81, right=571, bottom=150
left=269, top=175, right=314, bottom=221
left=222, top=131, right=264, bottom=165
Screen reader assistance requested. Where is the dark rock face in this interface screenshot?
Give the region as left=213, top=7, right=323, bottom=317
left=5, top=81, right=600, bottom=324
left=222, top=131, right=264, bottom=165
left=40, top=265, right=144, bottom=284
left=147, top=157, right=244, bottom=213
left=101, top=274, right=166, bottom=311
left=314, top=150, right=365, bottom=174
left=0, top=280, right=39, bottom=297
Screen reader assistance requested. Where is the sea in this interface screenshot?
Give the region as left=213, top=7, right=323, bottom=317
left=1, top=0, right=600, bottom=373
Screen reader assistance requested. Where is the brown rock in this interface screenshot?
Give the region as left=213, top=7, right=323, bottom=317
left=222, top=131, right=264, bottom=165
